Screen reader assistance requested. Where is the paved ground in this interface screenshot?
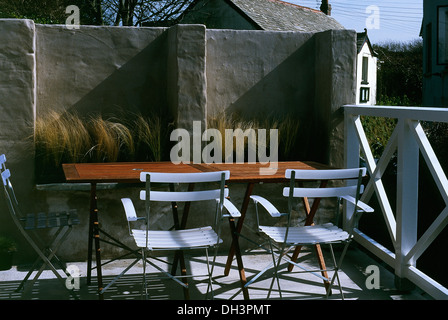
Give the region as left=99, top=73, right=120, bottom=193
left=0, top=245, right=430, bottom=301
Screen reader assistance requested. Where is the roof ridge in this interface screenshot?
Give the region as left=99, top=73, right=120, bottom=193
left=265, top=0, right=322, bottom=14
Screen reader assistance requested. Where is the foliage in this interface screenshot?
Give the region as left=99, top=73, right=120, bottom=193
left=207, top=112, right=300, bottom=162
left=360, top=116, right=397, bottom=159
left=0, top=0, right=193, bottom=26
left=0, top=236, right=17, bottom=253
left=376, top=95, right=412, bottom=107
left=0, top=0, right=101, bottom=25
left=34, top=110, right=173, bottom=169
left=373, top=39, right=423, bottom=107
left=422, top=121, right=448, bottom=172
left=101, top=0, right=194, bottom=26
left=360, top=40, right=423, bottom=159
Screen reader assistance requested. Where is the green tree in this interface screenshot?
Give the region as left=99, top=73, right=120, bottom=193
left=100, top=0, right=193, bottom=26
left=374, top=39, right=423, bottom=106
left=0, top=0, right=101, bottom=25
left=0, top=0, right=194, bottom=26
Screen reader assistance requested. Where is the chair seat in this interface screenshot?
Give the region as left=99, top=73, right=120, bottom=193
left=131, top=226, right=223, bottom=250
left=22, top=209, right=80, bottom=230
left=259, top=223, right=350, bottom=245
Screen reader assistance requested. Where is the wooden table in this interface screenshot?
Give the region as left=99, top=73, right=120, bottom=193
left=63, top=161, right=331, bottom=299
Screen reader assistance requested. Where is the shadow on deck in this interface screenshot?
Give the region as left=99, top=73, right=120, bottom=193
left=0, top=245, right=430, bottom=301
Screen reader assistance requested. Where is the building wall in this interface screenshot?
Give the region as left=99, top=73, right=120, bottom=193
left=355, top=43, right=377, bottom=105
left=422, top=0, right=448, bottom=107
left=180, top=0, right=258, bottom=30
left=0, top=20, right=356, bottom=263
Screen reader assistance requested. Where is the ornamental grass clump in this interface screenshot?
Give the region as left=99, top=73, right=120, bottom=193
left=88, top=115, right=134, bottom=162
left=34, top=110, right=170, bottom=167
left=133, top=114, right=164, bottom=162
left=206, top=112, right=299, bottom=161
left=35, top=110, right=91, bottom=166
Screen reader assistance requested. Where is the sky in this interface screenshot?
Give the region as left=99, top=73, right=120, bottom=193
left=285, top=0, right=424, bottom=45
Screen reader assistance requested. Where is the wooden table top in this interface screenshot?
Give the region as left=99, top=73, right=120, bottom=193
left=62, top=161, right=331, bottom=184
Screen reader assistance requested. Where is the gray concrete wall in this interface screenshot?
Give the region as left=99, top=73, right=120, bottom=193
left=0, top=20, right=37, bottom=261
left=206, top=30, right=315, bottom=118
left=36, top=24, right=169, bottom=116
left=206, top=29, right=356, bottom=164
left=0, top=20, right=356, bottom=264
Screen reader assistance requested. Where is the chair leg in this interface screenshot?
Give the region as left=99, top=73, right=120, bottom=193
left=268, top=240, right=283, bottom=299
left=205, top=247, right=214, bottom=300
left=18, top=226, right=72, bottom=294
left=16, top=254, right=42, bottom=292
left=32, top=227, right=72, bottom=276
left=142, top=248, right=148, bottom=300
left=326, top=241, right=351, bottom=300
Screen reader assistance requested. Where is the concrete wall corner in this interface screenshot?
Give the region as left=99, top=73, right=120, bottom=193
left=167, top=24, right=207, bottom=134
left=0, top=19, right=37, bottom=252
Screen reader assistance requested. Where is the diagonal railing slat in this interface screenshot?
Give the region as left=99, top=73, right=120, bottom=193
left=352, top=115, right=397, bottom=243
left=403, top=121, right=448, bottom=264
left=410, top=121, right=448, bottom=204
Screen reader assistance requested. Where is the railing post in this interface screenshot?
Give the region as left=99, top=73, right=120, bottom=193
left=344, top=111, right=360, bottom=229
left=395, top=118, right=419, bottom=290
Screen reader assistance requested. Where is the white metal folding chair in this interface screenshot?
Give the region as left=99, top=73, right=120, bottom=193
left=246, top=167, right=373, bottom=299
left=0, top=154, right=80, bottom=296
left=121, top=170, right=239, bottom=299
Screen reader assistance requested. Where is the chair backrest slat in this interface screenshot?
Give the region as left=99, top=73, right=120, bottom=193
left=140, top=188, right=229, bottom=202
left=131, top=170, right=230, bottom=242
left=139, top=171, right=229, bottom=202
left=285, top=168, right=366, bottom=180
left=283, top=168, right=365, bottom=199
left=283, top=185, right=364, bottom=199
left=140, top=171, right=230, bottom=183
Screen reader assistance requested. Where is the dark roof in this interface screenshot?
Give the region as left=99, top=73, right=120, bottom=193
left=356, top=28, right=378, bottom=56
left=229, top=0, right=344, bottom=32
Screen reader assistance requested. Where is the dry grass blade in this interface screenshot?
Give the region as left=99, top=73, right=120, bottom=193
left=89, top=115, right=134, bottom=162
left=134, top=114, right=163, bottom=162
left=278, top=116, right=299, bottom=159
left=35, top=111, right=92, bottom=166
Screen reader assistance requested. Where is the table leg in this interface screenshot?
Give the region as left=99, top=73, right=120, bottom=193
left=228, top=216, right=250, bottom=299
left=224, top=182, right=254, bottom=276
left=178, top=251, right=190, bottom=300
left=224, top=183, right=254, bottom=300
left=86, top=184, right=95, bottom=285
left=86, top=183, right=104, bottom=300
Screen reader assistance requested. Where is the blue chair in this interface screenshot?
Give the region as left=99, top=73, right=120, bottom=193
left=0, top=154, right=80, bottom=296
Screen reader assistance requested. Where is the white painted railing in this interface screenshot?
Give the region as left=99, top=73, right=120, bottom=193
left=344, top=105, right=448, bottom=300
